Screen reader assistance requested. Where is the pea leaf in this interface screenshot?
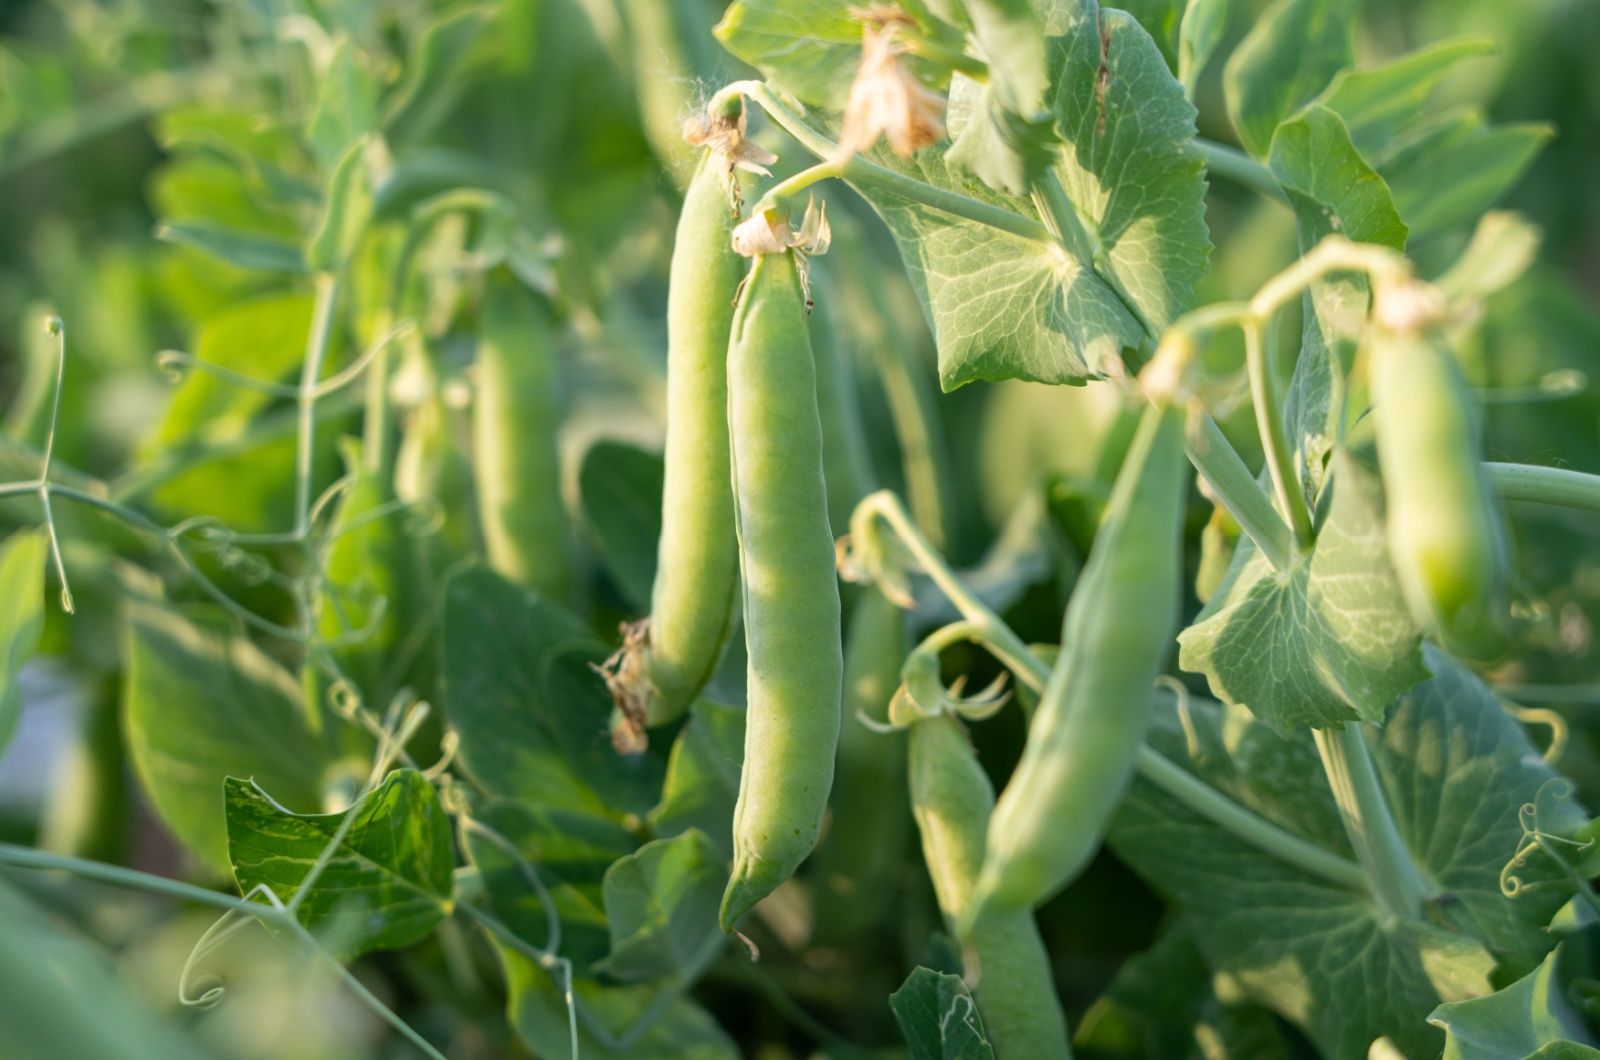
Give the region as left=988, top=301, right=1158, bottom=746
left=155, top=220, right=306, bottom=274
left=1315, top=38, right=1496, bottom=158
left=383, top=5, right=495, bottom=148
left=123, top=602, right=324, bottom=872
left=497, top=943, right=740, bottom=1059
left=1377, top=112, right=1552, bottom=238
left=1177, top=450, right=1428, bottom=731
left=305, top=37, right=379, bottom=169
left=1430, top=949, right=1600, bottom=1060
left=594, top=829, right=725, bottom=982
left=855, top=1, right=1208, bottom=389
left=890, top=966, right=995, bottom=1060
left=1178, top=0, right=1229, bottom=95
left=1222, top=0, right=1356, bottom=158
left=304, top=138, right=374, bottom=272
left=0, top=530, right=48, bottom=753
left=224, top=769, right=454, bottom=957
left=578, top=440, right=664, bottom=610
left=647, top=700, right=745, bottom=855
left=1110, top=651, right=1577, bottom=1059
left=945, top=0, right=1056, bottom=195
left=462, top=798, right=634, bottom=973
left=442, top=564, right=665, bottom=818
left=712, top=1, right=867, bottom=111
left=1267, top=104, right=1408, bottom=253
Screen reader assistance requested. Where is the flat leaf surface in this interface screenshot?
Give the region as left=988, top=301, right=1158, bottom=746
left=225, top=769, right=454, bottom=957
left=1431, top=948, right=1600, bottom=1060
left=1223, top=0, right=1356, bottom=158
left=596, top=829, right=724, bottom=982
left=0, top=530, right=47, bottom=753
left=890, top=966, right=995, bottom=1060
left=578, top=440, right=664, bottom=610
left=1110, top=651, right=1575, bottom=1058
left=1268, top=104, right=1408, bottom=253
left=442, top=564, right=664, bottom=818
left=156, top=220, right=306, bottom=273
left=714, top=0, right=863, bottom=110
left=647, top=700, right=745, bottom=855
left=1378, top=112, right=1551, bottom=238
left=123, top=602, right=324, bottom=871
left=1178, top=451, right=1428, bottom=731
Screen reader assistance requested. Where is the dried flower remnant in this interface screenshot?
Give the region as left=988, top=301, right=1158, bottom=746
left=684, top=105, right=778, bottom=178
left=839, top=9, right=947, bottom=159
left=731, top=198, right=832, bottom=259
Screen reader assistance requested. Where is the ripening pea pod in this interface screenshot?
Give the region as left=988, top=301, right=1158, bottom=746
left=720, top=249, right=844, bottom=931
left=633, top=149, right=747, bottom=727
left=1370, top=330, right=1510, bottom=659
left=968, top=401, right=1187, bottom=923
left=473, top=276, right=571, bottom=601
left=910, top=712, right=1072, bottom=1059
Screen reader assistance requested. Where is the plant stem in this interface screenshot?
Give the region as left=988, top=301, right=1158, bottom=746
left=1489, top=463, right=1600, bottom=512
left=1190, top=416, right=1295, bottom=571
left=859, top=491, right=1366, bottom=890
left=1243, top=319, right=1315, bottom=551
left=756, top=158, right=846, bottom=214
left=295, top=273, right=342, bottom=538
left=0, top=844, right=286, bottom=915
left=1312, top=725, right=1428, bottom=919
left=1196, top=140, right=1287, bottom=204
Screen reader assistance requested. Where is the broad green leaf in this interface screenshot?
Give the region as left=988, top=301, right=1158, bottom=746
left=305, top=37, right=380, bottom=169
left=1267, top=104, right=1408, bottom=253
left=1072, top=927, right=1291, bottom=1059
left=123, top=602, right=324, bottom=871
left=1114, top=0, right=1183, bottom=66
left=1223, top=0, right=1356, bottom=158
left=498, top=944, right=739, bottom=1059
left=0, top=530, right=47, bottom=752
left=890, top=966, right=995, bottom=1060
left=646, top=700, right=745, bottom=855
left=946, top=0, right=1055, bottom=195
left=464, top=798, right=634, bottom=972
left=305, top=139, right=374, bottom=273
left=1110, top=651, right=1576, bottom=1058
left=1431, top=948, right=1600, bottom=1060
left=383, top=5, right=494, bottom=148
left=1377, top=112, right=1552, bottom=238
left=1316, top=38, right=1496, bottom=160
left=1178, top=0, right=1229, bottom=96
left=1178, top=450, right=1428, bottom=731
left=595, top=829, right=725, bottom=982
left=577, top=440, right=664, bottom=610
left=713, top=1, right=866, bottom=111
left=224, top=769, right=454, bottom=957
left=156, top=220, right=306, bottom=274
left=1436, top=212, right=1543, bottom=305
left=856, top=3, right=1208, bottom=388
left=441, top=564, right=665, bottom=818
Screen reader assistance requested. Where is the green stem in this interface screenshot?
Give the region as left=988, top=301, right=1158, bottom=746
left=1489, top=463, right=1600, bottom=512
left=1244, top=319, right=1315, bottom=551
left=902, top=34, right=989, bottom=80
left=729, top=82, right=1052, bottom=243
left=1189, top=417, right=1295, bottom=571
left=861, top=491, right=1366, bottom=890
left=0, top=844, right=285, bottom=915
left=1312, top=725, right=1428, bottom=918
left=1196, top=140, right=1287, bottom=204
left=294, top=274, right=343, bottom=538
left=756, top=158, right=846, bottom=214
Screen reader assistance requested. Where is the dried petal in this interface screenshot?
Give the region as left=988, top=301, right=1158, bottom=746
left=839, top=20, right=946, bottom=159
left=731, top=207, right=793, bottom=257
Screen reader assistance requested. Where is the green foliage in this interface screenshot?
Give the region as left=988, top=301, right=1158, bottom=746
left=891, top=966, right=996, bottom=1059
left=0, top=530, right=47, bottom=752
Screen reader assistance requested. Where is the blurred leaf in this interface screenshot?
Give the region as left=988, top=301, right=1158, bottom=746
left=595, top=829, right=724, bottom=982
left=1430, top=948, right=1600, bottom=1060
left=1436, top=212, right=1542, bottom=303
left=946, top=0, right=1054, bottom=195
left=156, top=220, right=306, bottom=274
left=442, top=565, right=665, bottom=817
left=123, top=602, right=324, bottom=871
left=306, top=37, right=379, bottom=168
left=0, top=530, right=48, bottom=753
left=647, top=700, right=745, bottom=855
left=890, top=966, right=995, bottom=1060
left=1223, top=0, right=1356, bottom=158
left=465, top=798, right=634, bottom=972
left=1111, top=650, right=1575, bottom=1058
left=305, top=139, right=375, bottom=272
left=225, top=769, right=454, bottom=957
left=578, top=440, right=664, bottom=610
left=1316, top=38, right=1496, bottom=158
left=1377, top=112, right=1552, bottom=238
left=384, top=5, right=495, bottom=148
left=714, top=1, right=866, bottom=110
left=1178, top=0, right=1229, bottom=96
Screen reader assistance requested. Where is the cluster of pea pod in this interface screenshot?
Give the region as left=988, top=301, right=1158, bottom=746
left=608, top=92, right=1509, bottom=1055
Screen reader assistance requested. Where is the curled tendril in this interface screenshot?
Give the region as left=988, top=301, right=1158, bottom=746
left=151, top=349, right=300, bottom=398
left=211, top=542, right=275, bottom=586
left=1499, top=777, right=1597, bottom=905
left=885, top=625, right=1011, bottom=728
left=423, top=730, right=460, bottom=782
left=400, top=495, right=446, bottom=538
left=328, top=677, right=364, bottom=721
left=178, top=884, right=285, bottom=1010
left=838, top=502, right=917, bottom=609
left=1506, top=704, right=1569, bottom=766
left=1158, top=675, right=1205, bottom=765
left=154, top=349, right=192, bottom=385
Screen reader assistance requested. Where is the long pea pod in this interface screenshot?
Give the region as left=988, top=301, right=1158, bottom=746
left=473, top=276, right=570, bottom=600
left=720, top=249, right=844, bottom=931
left=968, top=401, right=1187, bottom=922
left=1370, top=331, right=1510, bottom=658
left=633, top=149, right=747, bottom=728
left=910, top=712, right=1072, bottom=1059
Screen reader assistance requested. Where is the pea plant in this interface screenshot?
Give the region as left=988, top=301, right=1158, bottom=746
left=2, top=0, right=1599, bottom=1057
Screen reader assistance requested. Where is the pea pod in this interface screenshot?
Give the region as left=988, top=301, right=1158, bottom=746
left=969, top=402, right=1187, bottom=921
left=910, top=712, right=1072, bottom=1059
left=473, top=276, right=570, bottom=599
left=720, top=249, right=844, bottom=930
left=634, top=150, right=747, bottom=727
left=1370, top=331, right=1509, bottom=658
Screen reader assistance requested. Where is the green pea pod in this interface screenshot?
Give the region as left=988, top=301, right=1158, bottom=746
left=1370, top=332, right=1509, bottom=658
left=720, top=249, right=844, bottom=931
left=638, top=150, right=747, bottom=726
left=473, top=276, right=570, bottom=600
left=970, top=402, right=1187, bottom=922
left=910, top=712, right=1072, bottom=1059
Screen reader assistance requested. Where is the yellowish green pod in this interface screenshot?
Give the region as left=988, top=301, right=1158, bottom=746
left=1370, top=331, right=1509, bottom=658
left=969, top=402, right=1186, bottom=922
left=720, top=249, right=843, bottom=930
left=909, top=712, right=1072, bottom=1059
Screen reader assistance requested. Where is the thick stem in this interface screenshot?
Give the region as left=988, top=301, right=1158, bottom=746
left=1196, top=140, right=1287, bottom=204
left=1189, top=416, right=1294, bottom=571
left=860, top=491, right=1366, bottom=891
left=1244, top=319, right=1315, bottom=550
left=1312, top=724, right=1428, bottom=919
left=756, top=158, right=846, bottom=214
left=1489, top=463, right=1600, bottom=512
